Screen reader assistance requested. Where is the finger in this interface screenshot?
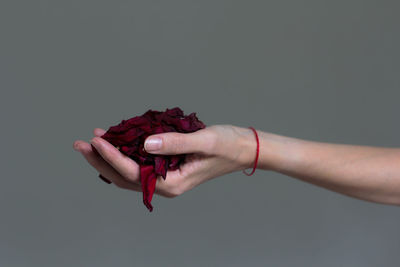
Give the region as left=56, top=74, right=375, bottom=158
left=90, top=137, right=140, bottom=183
left=74, top=140, right=141, bottom=191
left=153, top=170, right=185, bottom=198
left=143, top=128, right=215, bottom=155
left=83, top=136, right=177, bottom=197
left=98, top=174, right=112, bottom=184
left=94, top=128, right=106, bottom=137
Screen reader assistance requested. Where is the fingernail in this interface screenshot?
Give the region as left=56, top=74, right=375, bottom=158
left=73, top=143, right=80, bottom=152
left=144, top=137, right=162, bottom=152
left=98, top=174, right=112, bottom=184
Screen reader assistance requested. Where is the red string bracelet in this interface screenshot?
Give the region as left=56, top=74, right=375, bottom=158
left=242, top=126, right=259, bottom=176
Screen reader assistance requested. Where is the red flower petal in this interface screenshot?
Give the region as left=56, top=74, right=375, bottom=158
left=140, top=165, right=157, bottom=212
left=154, top=156, right=168, bottom=180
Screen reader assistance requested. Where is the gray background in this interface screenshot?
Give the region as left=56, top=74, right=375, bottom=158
left=1, top=0, right=399, bottom=266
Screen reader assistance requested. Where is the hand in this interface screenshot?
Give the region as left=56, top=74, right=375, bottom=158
left=73, top=124, right=256, bottom=198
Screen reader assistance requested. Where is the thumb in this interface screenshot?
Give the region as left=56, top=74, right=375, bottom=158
left=144, top=129, right=213, bottom=155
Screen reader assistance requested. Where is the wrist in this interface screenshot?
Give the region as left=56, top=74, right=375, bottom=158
left=233, top=126, right=260, bottom=171
left=234, top=126, right=299, bottom=173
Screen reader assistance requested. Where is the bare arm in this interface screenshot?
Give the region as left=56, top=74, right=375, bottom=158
left=239, top=127, right=400, bottom=205
left=74, top=124, right=400, bottom=206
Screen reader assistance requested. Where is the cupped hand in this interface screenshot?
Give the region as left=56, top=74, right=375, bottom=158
left=73, top=124, right=255, bottom=198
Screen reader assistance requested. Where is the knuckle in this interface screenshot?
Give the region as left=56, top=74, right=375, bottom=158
left=113, top=180, right=127, bottom=189
left=169, top=135, right=185, bottom=153
left=124, top=175, right=139, bottom=184
left=166, top=183, right=184, bottom=198
left=205, top=130, right=218, bottom=153
left=196, top=129, right=218, bottom=154
left=164, top=192, right=178, bottom=198
left=103, top=148, right=119, bottom=162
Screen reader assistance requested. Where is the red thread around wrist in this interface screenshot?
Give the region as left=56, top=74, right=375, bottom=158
left=242, top=126, right=259, bottom=176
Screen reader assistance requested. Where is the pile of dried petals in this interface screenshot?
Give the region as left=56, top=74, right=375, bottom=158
left=93, top=107, right=206, bottom=212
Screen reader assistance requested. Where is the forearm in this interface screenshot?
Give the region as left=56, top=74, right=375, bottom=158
left=239, top=126, right=400, bottom=205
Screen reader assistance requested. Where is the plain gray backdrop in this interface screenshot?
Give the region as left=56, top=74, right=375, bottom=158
left=1, top=0, right=399, bottom=266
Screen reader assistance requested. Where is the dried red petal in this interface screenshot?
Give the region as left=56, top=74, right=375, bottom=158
left=140, top=165, right=157, bottom=212
left=100, top=107, right=206, bottom=212
left=168, top=155, right=181, bottom=170
left=154, top=156, right=168, bottom=180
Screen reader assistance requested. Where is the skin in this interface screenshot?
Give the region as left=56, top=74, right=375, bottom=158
left=73, top=124, right=400, bottom=205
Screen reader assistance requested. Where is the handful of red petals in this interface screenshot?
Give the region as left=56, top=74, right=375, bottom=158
left=94, top=107, right=206, bottom=212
